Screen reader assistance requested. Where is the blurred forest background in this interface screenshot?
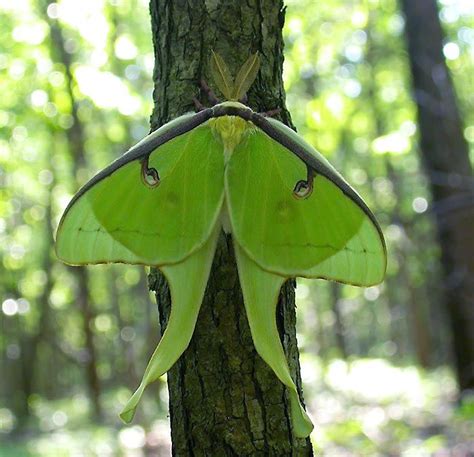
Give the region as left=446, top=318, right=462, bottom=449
left=0, top=0, right=473, bottom=455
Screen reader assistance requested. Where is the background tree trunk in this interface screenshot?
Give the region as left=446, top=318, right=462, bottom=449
left=400, top=0, right=474, bottom=391
left=43, top=0, right=102, bottom=418
left=147, top=1, right=314, bottom=454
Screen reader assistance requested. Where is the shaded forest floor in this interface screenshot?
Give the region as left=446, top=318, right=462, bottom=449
left=1, top=358, right=473, bottom=456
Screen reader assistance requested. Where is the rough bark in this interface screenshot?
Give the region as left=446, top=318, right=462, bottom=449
left=400, top=0, right=474, bottom=390
left=148, top=1, right=313, bottom=454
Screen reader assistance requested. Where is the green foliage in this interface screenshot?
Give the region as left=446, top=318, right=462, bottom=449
left=1, top=0, right=473, bottom=453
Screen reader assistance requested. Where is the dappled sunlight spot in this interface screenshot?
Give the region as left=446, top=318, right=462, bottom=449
left=124, top=268, right=140, bottom=285
left=55, top=0, right=109, bottom=47
left=0, top=408, right=16, bottom=433
left=115, top=35, right=138, bottom=60
left=363, top=286, right=380, bottom=301
left=458, top=26, right=474, bottom=45
left=326, top=359, right=426, bottom=404
left=30, top=89, right=49, bottom=108
left=313, top=393, right=347, bottom=426
left=90, top=49, right=109, bottom=68
left=12, top=125, right=28, bottom=142
left=2, top=298, right=18, bottom=316
left=351, top=10, right=367, bottom=28
left=119, top=425, right=146, bottom=450
left=372, top=131, right=411, bottom=155
left=317, top=45, right=336, bottom=73
left=52, top=410, right=68, bottom=427
left=0, top=0, right=30, bottom=13
left=349, top=168, right=367, bottom=186
left=94, top=442, right=115, bottom=457
left=412, top=196, right=428, bottom=213
left=464, top=125, right=474, bottom=142
left=296, top=282, right=310, bottom=300
left=50, top=286, right=69, bottom=309
left=95, top=313, right=114, bottom=333
left=12, top=22, right=47, bottom=45
left=344, top=44, right=363, bottom=63
left=325, top=93, right=345, bottom=117
left=343, top=79, right=361, bottom=98
left=385, top=223, right=404, bottom=243
left=353, top=137, right=369, bottom=154
left=300, top=353, right=324, bottom=384
left=120, top=326, right=135, bottom=342
left=361, top=406, right=388, bottom=441
left=309, top=109, right=321, bottom=127
left=47, top=3, right=59, bottom=19
left=159, top=379, right=169, bottom=404
left=372, top=177, right=394, bottom=198
left=443, top=42, right=460, bottom=60
left=287, top=17, right=303, bottom=36
left=38, top=169, right=54, bottom=185
left=440, top=0, right=473, bottom=23
left=400, top=120, right=417, bottom=136
left=29, top=432, right=78, bottom=456
left=18, top=298, right=30, bottom=314
left=304, top=359, right=463, bottom=454
left=75, top=66, right=141, bottom=115
left=143, top=54, right=155, bottom=75
left=24, top=428, right=117, bottom=457
left=146, top=420, right=171, bottom=453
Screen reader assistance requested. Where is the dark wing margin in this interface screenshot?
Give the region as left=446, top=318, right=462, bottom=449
left=60, top=109, right=214, bottom=219
left=59, top=101, right=385, bottom=259
left=211, top=104, right=387, bottom=258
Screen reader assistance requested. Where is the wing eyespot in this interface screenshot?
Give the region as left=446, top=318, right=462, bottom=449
left=141, top=156, right=160, bottom=188
left=293, top=166, right=315, bottom=200
left=293, top=180, right=313, bottom=199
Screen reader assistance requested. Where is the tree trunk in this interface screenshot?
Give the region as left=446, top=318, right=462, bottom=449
left=400, top=0, right=474, bottom=390
left=148, top=1, right=313, bottom=454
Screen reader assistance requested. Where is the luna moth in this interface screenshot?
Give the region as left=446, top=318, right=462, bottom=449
left=55, top=52, right=386, bottom=438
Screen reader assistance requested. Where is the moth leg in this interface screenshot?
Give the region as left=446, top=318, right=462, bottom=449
left=233, top=242, right=314, bottom=438
left=200, top=79, right=220, bottom=106
left=140, top=155, right=160, bottom=188
left=260, top=107, right=281, bottom=118
left=239, top=93, right=248, bottom=105
left=193, top=97, right=206, bottom=112
left=293, top=166, right=314, bottom=199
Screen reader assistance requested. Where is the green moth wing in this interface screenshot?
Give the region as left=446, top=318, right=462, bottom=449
left=56, top=114, right=224, bottom=266
left=120, top=224, right=220, bottom=423
left=55, top=83, right=386, bottom=439
left=234, top=242, right=314, bottom=438
left=226, top=118, right=386, bottom=286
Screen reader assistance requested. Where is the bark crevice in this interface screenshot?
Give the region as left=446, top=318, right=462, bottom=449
left=149, top=1, right=313, bottom=454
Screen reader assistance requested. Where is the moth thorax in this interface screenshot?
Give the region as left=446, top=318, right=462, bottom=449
left=210, top=116, right=252, bottom=161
